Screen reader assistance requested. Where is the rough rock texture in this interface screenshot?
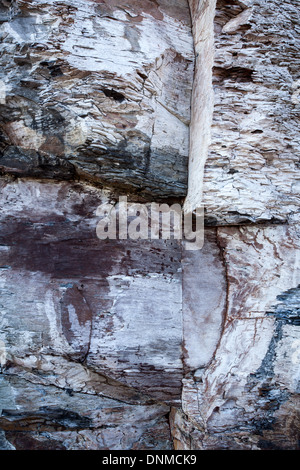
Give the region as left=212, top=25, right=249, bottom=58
left=173, top=225, right=300, bottom=450
left=0, top=177, right=182, bottom=449
left=0, top=0, right=194, bottom=197
left=203, top=0, right=300, bottom=225
left=0, top=0, right=300, bottom=451
left=170, top=0, right=300, bottom=450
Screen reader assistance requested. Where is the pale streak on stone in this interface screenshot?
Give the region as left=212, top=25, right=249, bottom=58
left=41, top=290, right=69, bottom=353
left=4, top=120, right=46, bottom=150
left=0, top=0, right=194, bottom=197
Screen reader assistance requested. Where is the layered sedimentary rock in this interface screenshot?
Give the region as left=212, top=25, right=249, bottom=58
left=0, top=0, right=299, bottom=451
left=174, top=224, right=300, bottom=450
left=171, top=0, right=300, bottom=450
left=203, top=0, right=300, bottom=225
left=0, top=0, right=194, bottom=197
left=0, top=0, right=194, bottom=449
left=0, top=178, right=182, bottom=449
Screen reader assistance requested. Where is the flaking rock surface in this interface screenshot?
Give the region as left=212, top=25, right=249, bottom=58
left=0, top=0, right=194, bottom=198
left=0, top=0, right=300, bottom=451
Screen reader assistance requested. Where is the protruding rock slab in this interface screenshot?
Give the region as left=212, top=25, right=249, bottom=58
left=182, top=229, right=227, bottom=371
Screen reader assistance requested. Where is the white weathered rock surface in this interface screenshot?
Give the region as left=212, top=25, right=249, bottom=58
left=173, top=225, right=300, bottom=449
left=0, top=0, right=299, bottom=451
left=202, top=0, right=300, bottom=225
left=0, top=0, right=194, bottom=197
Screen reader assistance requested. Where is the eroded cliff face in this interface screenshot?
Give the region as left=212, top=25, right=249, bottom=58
left=174, top=225, right=300, bottom=450
left=172, top=0, right=300, bottom=450
left=0, top=0, right=193, bottom=450
left=203, top=0, right=300, bottom=225
left=0, top=0, right=299, bottom=450
left=0, top=0, right=194, bottom=197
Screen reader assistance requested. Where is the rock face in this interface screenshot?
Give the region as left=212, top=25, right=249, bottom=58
left=0, top=0, right=194, bottom=197
left=0, top=178, right=182, bottom=448
left=203, top=0, right=300, bottom=225
left=171, top=0, right=300, bottom=450
left=174, top=225, right=300, bottom=450
left=0, top=0, right=299, bottom=451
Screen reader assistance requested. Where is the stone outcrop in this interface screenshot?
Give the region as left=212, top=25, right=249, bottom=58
left=0, top=0, right=299, bottom=450
left=0, top=178, right=182, bottom=449
left=171, top=0, right=300, bottom=450
left=203, top=0, right=300, bottom=225
left=0, top=0, right=194, bottom=197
